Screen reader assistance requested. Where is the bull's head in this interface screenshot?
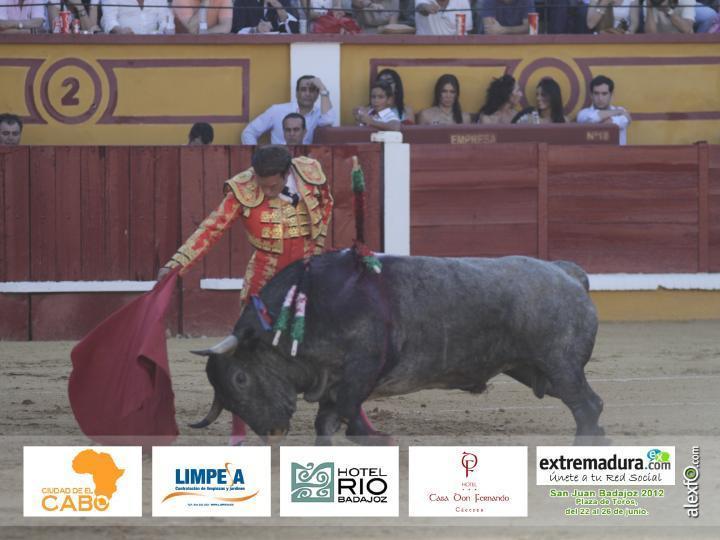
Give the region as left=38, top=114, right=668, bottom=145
left=191, top=328, right=310, bottom=442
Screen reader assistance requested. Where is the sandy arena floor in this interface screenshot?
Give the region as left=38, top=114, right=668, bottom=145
left=1, top=321, right=719, bottom=538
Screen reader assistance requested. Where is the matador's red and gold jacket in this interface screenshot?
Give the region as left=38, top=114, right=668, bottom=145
left=164, top=156, right=333, bottom=307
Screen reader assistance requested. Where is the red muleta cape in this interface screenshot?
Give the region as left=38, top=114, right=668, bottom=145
left=68, top=268, right=180, bottom=446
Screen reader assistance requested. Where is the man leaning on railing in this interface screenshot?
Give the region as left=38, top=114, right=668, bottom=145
left=0, top=0, right=46, bottom=33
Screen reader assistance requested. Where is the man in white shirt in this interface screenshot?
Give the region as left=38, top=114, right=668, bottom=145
left=241, top=75, right=335, bottom=145
left=101, top=0, right=173, bottom=34
left=644, top=0, right=694, bottom=34
left=415, top=0, right=473, bottom=35
left=0, top=0, right=45, bottom=33
left=576, top=75, right=631, bottom=146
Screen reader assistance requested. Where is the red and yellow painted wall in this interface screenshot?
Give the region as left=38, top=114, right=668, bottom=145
left=0, top=34, right=718, bottom=146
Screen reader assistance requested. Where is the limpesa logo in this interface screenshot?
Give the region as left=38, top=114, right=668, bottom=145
left=40, top=449, right=124, bottom=513
left=291, top=461, right=389, bottom=504
left=162, top=463, right=259, bottom=503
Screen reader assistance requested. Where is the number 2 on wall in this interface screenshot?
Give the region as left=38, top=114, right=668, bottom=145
left=61, top=77, right=81, bottom=106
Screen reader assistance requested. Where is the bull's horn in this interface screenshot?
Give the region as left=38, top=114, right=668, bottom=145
left=303, top=369, right=328, bottom=403
left=189, top=392, right=223, bottom=428
left=190, top=335, right=239, bottom=357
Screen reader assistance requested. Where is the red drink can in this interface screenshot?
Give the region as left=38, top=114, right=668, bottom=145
left=59, top=9, right=71, bottom=34
left=528, top=12, right=539, bottom=35
left=455, top=13, right=466, bottom=36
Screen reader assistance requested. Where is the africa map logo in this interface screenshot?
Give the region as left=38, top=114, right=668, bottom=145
left=44, top=449, right=123, bottom=512
left=24, top=446, right=142, bottom=516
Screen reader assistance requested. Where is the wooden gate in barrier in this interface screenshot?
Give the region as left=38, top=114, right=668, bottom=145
left=0, top=145, right=383, bottom=340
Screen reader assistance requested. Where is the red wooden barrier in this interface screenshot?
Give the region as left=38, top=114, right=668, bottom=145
left=410, top=143, right=539, bottom=258
left=409, top=143, right=720, bottom=274
left=2, top=143, right=719, bottom=340
left=0, top=145, right=382, bottom=340
left=709, top=146, right=720, bottom=272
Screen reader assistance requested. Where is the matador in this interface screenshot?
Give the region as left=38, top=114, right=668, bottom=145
left=160, top=145, right=333, bottom=444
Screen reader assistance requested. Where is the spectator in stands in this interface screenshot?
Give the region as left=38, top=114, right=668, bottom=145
left=694, top=1, right=719, bottom=33
left=102, top=0, right=174, bottom=33
left=417, top=74, right=471, bottom=125
left=513, top=77, right=569, bottom=124
left=415, top=0, right=473, bottom=35
left=0, top=114, right=22, bottom=145
left=242, top=75, right=334, bottom=144
left=307, top=0, right=361, bottom=33
left=477, top=74, right=522, bottom=124
left=546, top=1, right=591, bottom=33
left=696, top=4, right=718, bottom=32
left=174, top=0, right=233, bottom=33
left=644, top=0, right=695, bottom=33
left=188, top=122, right=214, bottom=145
left=576, top=74, right=631, bottom=145
left=48, top=0, right=101, bottom=33
left=353, top=0, right=413, bottom=33
left=479, top=0, right=531, bottom=34
left=232, top=0, right=299, bottom=33
left=353, top=80, right=402, bottom=130
left=0, top=0, right=45, bottom=33
left=586, top=0, right=639, bottom=33
left=376, top=68, right=415, bottom=123
left=282, top=113, right=307, bottom=145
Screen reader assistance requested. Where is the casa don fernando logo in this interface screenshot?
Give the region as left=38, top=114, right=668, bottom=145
left=461, top=451, right=478, bottom=478
left=162, top=463, right=259, bottom=503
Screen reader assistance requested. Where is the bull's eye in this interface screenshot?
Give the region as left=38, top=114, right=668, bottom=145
left=232, top=370, right=248, bottom=388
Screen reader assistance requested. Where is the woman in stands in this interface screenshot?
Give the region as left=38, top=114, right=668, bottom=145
left=376, top=68, right=415, bottom=124
left=477, top=74, right=523, bottom=124
left=586, top=0, right=639, bottom=34
left=417, top=74, right=471, bottom=125
left=353, top=80, right=402, bottom=130
left=513, top=77, right=570, bottom=124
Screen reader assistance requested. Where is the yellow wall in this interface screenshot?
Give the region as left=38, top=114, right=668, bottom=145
left=592, top=291, right=720, bottom=321
left=341, top=43, right=720, bottom=145
left=0, top=43, right=289, bottom=145
left=1, top=39, right=718, bottom=145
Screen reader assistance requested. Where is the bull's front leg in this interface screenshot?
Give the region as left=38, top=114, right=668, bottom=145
left=314, top=399, right=341, bottom=446
left=344, top=407, right=395, bottom=446
left=335, top=346, right=396, bottom=446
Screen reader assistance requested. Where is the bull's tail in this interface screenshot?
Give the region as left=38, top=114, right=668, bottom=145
left=552, top=260, right=590, bottom=291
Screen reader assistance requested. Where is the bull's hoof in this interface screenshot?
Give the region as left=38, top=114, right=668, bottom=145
left=574, top=429, right=610, bottom=446
left=314, top=436, right=335, bottom=446
left=346, top=432, right=397, bottom=446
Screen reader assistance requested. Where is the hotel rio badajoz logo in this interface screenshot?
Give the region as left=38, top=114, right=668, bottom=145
left=23, top=446, right=142, bottom=516
left=280, top=446, right=399, bottom=517
left=152, top=446, right=271, bottom=517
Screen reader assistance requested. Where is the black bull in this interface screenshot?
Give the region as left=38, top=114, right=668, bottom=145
left=192, top=251, right=605, bottom=443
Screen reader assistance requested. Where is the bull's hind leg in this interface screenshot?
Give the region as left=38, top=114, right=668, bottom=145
left=541, top=362, right=605, bottom=443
